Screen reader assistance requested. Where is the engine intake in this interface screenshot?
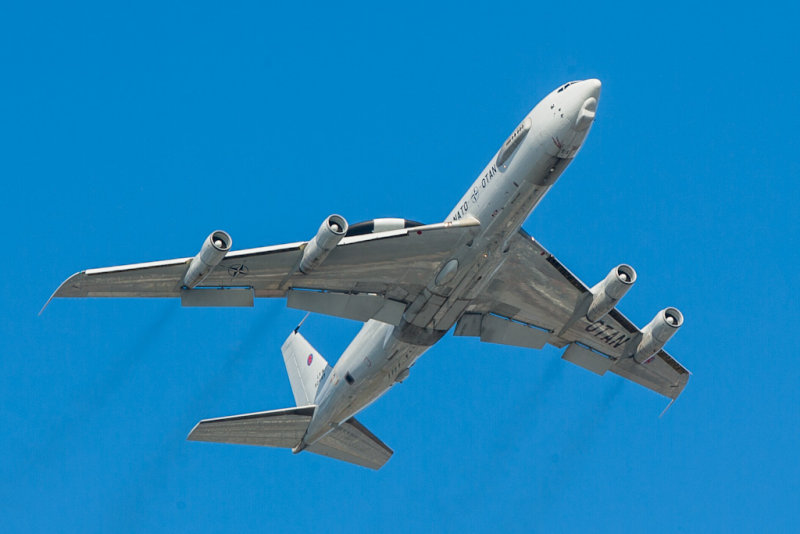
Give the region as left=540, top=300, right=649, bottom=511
left=299, top=215, right=348, bottom=273
left=182, top=230, right=232, bottom=289
left=633, top=307, right=684, bottom=363
left=586, top=264, right=637, bottom=321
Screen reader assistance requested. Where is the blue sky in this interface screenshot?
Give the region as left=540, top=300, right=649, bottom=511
left=2, top=1, right=799, bottom=532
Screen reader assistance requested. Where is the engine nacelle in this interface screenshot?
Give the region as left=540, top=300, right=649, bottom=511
left=586, top=264, right=637, bottom=322
left=633, top=307, right=684, bottom=363
left=299, top=215, right=348, bottom=274
left=182, top=230, right=232, bottom=289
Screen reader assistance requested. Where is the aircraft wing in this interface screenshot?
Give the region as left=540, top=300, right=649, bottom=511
left=458, top=229, right=689, bottom=400
left=48, top=219, right=480, bottom=324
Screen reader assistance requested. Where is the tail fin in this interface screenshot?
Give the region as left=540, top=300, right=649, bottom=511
left=282, top=330, right=331, bottom=406
left=188, top=328, right=393, bottom=469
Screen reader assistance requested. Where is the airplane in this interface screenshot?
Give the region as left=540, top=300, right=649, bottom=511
left=47, top=79, right=688, bottom=470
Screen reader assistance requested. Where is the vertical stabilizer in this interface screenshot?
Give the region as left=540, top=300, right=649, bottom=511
left=281, top=331, right=331, bottom=406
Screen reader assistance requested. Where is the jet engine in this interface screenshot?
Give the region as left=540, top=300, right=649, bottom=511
left=586, top=264, right=637, bottom=321
left=182, top=230, right=232, bottom=288
left=299, top=215, right=349, bottom=274
left=633, top=307, right=684, bottom=363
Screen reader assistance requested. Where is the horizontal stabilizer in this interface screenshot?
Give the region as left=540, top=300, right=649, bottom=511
left=187, top=407, right=392, bottom=469
left=187, top=406, right=314, bottom=448
left=307, top=417, right=393, bottom=470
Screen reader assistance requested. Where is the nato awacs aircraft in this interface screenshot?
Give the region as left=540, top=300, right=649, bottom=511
left=47, top=79, right=688, bottom=469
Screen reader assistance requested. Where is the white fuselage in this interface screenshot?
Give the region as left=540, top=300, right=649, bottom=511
left=301, top=80, right=602, bottom=447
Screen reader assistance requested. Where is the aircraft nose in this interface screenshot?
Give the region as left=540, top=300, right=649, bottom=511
left=580, top=78, right=602, bottom=100
left=574, top=79, right=601, bottom=131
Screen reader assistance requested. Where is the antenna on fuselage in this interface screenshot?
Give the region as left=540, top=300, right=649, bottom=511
left=293, top=312, right=311, bottom=333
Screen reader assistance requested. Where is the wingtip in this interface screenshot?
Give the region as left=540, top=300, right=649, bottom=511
left=38, top=296, right=53, bottom=316
left=186, top=420, right=204, bottom=441
left=660, top=377, right=689, bottom=415
left=39, top=272, right=84, bottom=316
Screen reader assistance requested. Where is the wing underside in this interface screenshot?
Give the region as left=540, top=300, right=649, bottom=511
left=49, top=219, right=480, bottom=314
left=50, top=217, right=687, bottom=399
left=462, top=229, right=689, bottom=399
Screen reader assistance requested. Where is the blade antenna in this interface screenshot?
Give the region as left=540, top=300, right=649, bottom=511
left=294, top=312, right=311, bottom=333
left=659, top=398, right=677, bottom=418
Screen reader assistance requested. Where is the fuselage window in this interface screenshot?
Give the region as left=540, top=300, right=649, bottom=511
left=345, top=372, right=355, bottom=385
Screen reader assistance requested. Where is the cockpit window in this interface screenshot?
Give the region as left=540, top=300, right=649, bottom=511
left=557, top=81, right=580, bottom=93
